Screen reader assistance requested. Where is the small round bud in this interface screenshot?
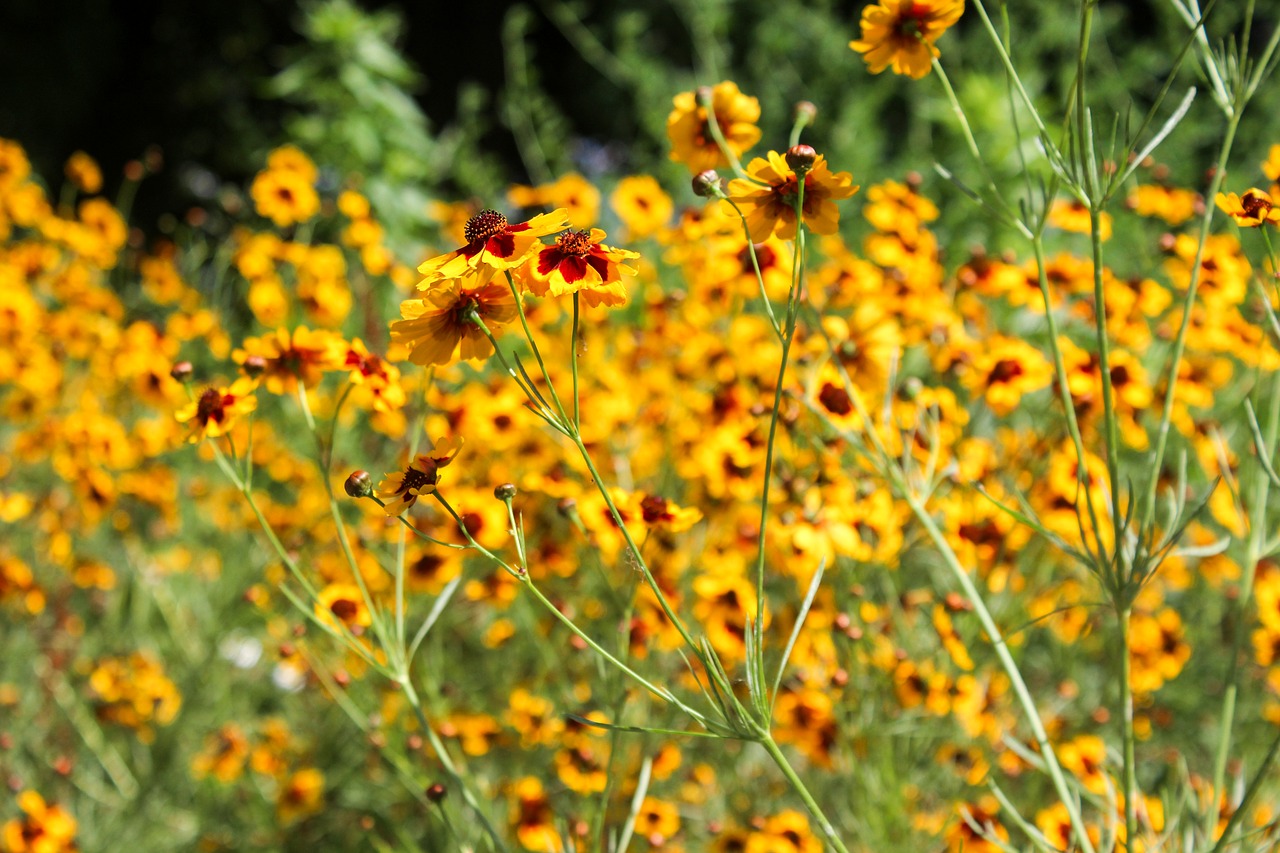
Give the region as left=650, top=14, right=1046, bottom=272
left=692, top=170, right=722, bottom=198
left=241, top=354, right=267, bottom=378
left=344, top=470, right=373, bottom=498
left=794, top=101, right=818, bottom=124
left=695, top=85, right=714, bottom=107
left=426, top=782, right=447, bottom=803
left=169, top=361, right=193, bottom=383
left=785, top=144, right=817, bottom=175
left=494, top=483, right=518, bottom=501
left=557, top=497, right=578, bottom=516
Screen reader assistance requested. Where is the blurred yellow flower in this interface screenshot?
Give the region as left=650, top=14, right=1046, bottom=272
left=850, top=0, right=964, bottom=79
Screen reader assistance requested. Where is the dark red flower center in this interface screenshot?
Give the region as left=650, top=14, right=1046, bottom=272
left=464, top=209, right=509, bottom=243
left=556, top=230, right=595, bottom=256
left=639, top=495, right=675, bottom=524
left=1242, top=191, right=1272, bottom=219
left=987, top=359, right=1023, bottom=385
left=196, top=387, right=230, bottom=424
left=400, top=465, right=435, bottom=494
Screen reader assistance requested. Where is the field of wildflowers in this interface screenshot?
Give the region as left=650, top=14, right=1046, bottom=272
left=5, top=0, right=1280, bottom=850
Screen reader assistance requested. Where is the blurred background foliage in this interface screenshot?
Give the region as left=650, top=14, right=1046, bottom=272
left=3, top=0, right=1277, bottom=258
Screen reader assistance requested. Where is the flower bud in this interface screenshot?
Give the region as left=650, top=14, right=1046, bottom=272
left=794, top=101, right=818, bottom=124
left=695, top=85, right=714, bottom=107
left=426, top=782, right=447, bottom=803
left=169, top=361, right=193, bottom=383
left=692, top=170, right=722, bottom=198
left=785, top=144, right=817, bottom=175
left=344, top=470, right=373, bottom=498
left=241, top=354, right=267, bottom=378
left=494, top=483, right=518, bottom=502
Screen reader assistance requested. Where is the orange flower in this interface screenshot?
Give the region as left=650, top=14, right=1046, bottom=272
left=390, top=267, right=517, bottom=366
left=850, top=0, right=965, bottom=79
left=725, top=151, right=859, bottom=242
left=375, top=436, right=462, bottom=516
left=233, top=326, right=345, bottom=394
left=174, top=378, right=258, bottom=442
left=666, top=80, right=762, bottom=173
left=418, top=208, right=570, bottom=288
left=523, top=228, right=638, bottom=307
left=2, top=791, right=78, bottom=853
left=1215, top=188, right=1280, bottom=227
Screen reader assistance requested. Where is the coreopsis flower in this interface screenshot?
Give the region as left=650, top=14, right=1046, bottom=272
left=1215, top=187, right=1280, bottom=227
left=64, top=150, right=102, bottom=194
left=1049, top=198, right=1112, bottom=239
left=666, top=80, right=762, bottom=173
left=725, top=150, right=859, bottom=242
left=613, top=490, right=703, bottom=533
left=88, top=652, right=182, bottom=742
left=417, top=208, right=571, bottom=288
left=191, top=724, right=251, bottom=783
left=944, top=797, right=1010, bottom=853
left=609, top=175, right=674, bottom=238
left=513, top=777, right=561, bottom=852
left=175, top=378, right=258, bottom=443
left=850, top=0, right=965, bottom=79
left=343, top=339, right=406, bottom=413
left=277, top=768, right=325, bottom=824
left=250, top=164, right=320, bottom=228
left=1264, top=143, right=1280, bottom=182
left=2, top=791, right=78, bottom=853
left=508, top=173, right=600, bottom=229
left=523, top=228, right=639, bottom=307
left=391, top=267, right=517, bottom=366
left=1127, top=184, right=1199, bottom=226
left=315, top=582, right=373, bottom=633
left=233, top=326, right=346, bottom=394
left=375, top=435, right=462, bottom=516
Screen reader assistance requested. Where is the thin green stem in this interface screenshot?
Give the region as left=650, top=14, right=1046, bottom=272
left=1118, top=605, right=1136, bottom=850
left=400, top=678, right=510, bottom=852
left=759, top=736, right=852, bottom=853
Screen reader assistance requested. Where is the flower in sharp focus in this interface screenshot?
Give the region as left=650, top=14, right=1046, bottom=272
left=417, top=208, right=571, bottom=288
left=390, top=267, right=517, bottom=366
left=725, top=151, right=859, bottom=243
left=667, top=80, right=762, bottom=174
left=850, top=0, right=965, bottom=79
left=1215, top=188, right=1280, bottom=227
left=375, top=436, right=463, bottom=517
left=174, top=378, right=258, bottom=443
left=523, top=228, right=639, bottom=307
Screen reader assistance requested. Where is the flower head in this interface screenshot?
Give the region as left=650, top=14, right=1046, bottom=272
left=1215, top=188, right=1280, bottom=227
left=524, top=228, right=639, bottom=307
left=667, top=81, right=762, bottom=174
left=233, top=326, right=345, bottom=394
left=417, top=208, right=570, bottom=289
left=175, top=378, right=258, bottom=443
left=376, top=436, right=463, bottom=516
left=725, top=151, right=859, bottom=242
left=390, top=267, right=517, bottom=366
left=850, top=0, right=965, bottom=79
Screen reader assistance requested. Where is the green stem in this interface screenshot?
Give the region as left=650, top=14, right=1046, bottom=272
left=1119, top=605, right=1136, bottom=850
left=400, top=677, right=510, bottom=852
left=759, top=735, right=852, bottom=853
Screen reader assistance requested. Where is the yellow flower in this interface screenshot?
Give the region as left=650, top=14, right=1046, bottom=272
left=1215, top=187, right=1280, bottom=227
left=609, top=175, right=674, bottom=238
left=375, top=436, right=463, bottom=516
left=725, top=150, right=859, bottom=242
left=315, top=583, right=373, bottom=633
left=64, top=150, right=102, bottom=194
left=508, top=173, right=600, bottom=229
left=391, top=266, right=518, bottom=366
left=666, top=80, right=762, bottom=173
left=233, top=326, right=346, bottom=394
left=2, top=791, right=77, bottom=853
left=523, top=228, right=638, bottom=307
left=850, top=0, right=965, bottom=79
left=250, top=149, right=320, bottom=228
left=1049, top=198, right=1112, bottom=239
left=417, top=209, right=570, bottom=289
left=174, top=378, right=259, bottom=443
left=276, top=767, right=325, bottom=824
